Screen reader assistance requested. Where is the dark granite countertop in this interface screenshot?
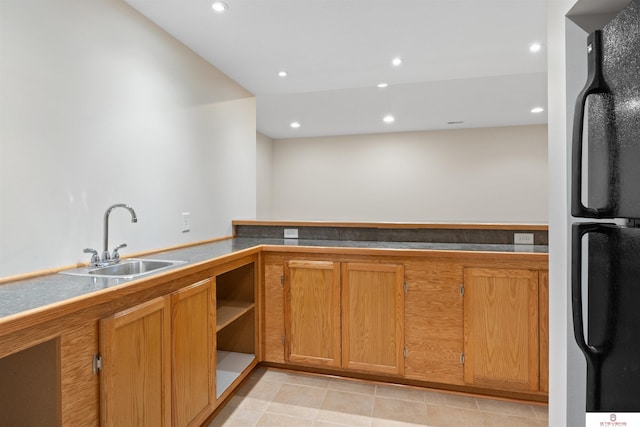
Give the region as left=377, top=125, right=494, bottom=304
left=0, top=237, right=548, bottom=320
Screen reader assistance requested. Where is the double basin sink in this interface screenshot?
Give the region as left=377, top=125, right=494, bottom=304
left=61, top=259, right=186, bottom=279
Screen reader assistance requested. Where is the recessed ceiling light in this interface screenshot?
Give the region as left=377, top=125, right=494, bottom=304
left=391, top=57, right=402, bottom=67
left=529, top=43, right=542, bottom=53
left=531, top=107, right=544, bottom=113
left=377, top=83, right=388, bottom=88
left=383, top=115, right=395, bottom=124
left=290, top=121, right=301, bottom=128
left=278, top=71, right=288, bottom=77
left=212, top=1, right=228, bottom=12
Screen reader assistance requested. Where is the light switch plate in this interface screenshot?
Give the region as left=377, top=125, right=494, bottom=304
left=284, top=228, right=299, bottom=239
left=181, top=212, right=190, bottom=233
left=514, top=233, right=534, bottom=245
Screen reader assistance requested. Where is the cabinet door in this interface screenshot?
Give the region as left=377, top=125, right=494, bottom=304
left=171, top=279, right=215, bottom=427
left=100, top=296, right=171, bottom=427
left=284, top=260, right=341, bottom=368
left=342, top=262, right=405, bottom=375
left=404, top=258, right=464, bottom=385
left=463, top=268, right=539, bottom=392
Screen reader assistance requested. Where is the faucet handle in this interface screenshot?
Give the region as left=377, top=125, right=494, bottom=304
left=112, top=243, right=127, bottom=261
left=84, top=248, right=100, bottom=266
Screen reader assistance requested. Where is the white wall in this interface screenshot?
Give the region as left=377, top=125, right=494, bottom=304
left=547, top=1, right=575, bottom=425
left=256, top=132, right=273, bottom=218
left=0, top=0, right=256, bottom=277
left=564, top=18, right=590, bottom=425
left=267, top=125, right=548, bottom=223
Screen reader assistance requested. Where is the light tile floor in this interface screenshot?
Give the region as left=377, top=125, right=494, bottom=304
left=207, top=367, right=548, bottom=427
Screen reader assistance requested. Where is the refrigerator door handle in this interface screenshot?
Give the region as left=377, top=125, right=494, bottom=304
left=571, top=223, right=606, bottom=358
left=572, top=222, right=616, bottom=410
left=571, top=31, right=613, bottom=218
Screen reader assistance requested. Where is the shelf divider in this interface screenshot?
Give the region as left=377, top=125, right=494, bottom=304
left=216, top=299, right=254, bottom=332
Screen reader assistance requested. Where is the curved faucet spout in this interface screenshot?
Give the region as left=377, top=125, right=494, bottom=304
left=103, top=204, right=138, bottom=260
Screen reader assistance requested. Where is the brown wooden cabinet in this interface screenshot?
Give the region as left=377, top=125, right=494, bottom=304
left=284, top=260, right=341, bottom=367
left=539, top=270, right=549, bottom=393
left=341, top=262, right=405, bottom=376
left=265, top=251, right=548, bottom=400
left=99, top=296, right=172, bottom=427
left=462, top=267, right=539, bottom=392
left=100, top=281, right=216, bottom=427
left=403, top=258, right=464, bottom=385
left=98, top=258, right=257, bottom=427
left=283, top=259, right=405, bottom=375
left=0, top=339, right=59, bottom=426
left=263, top=255, right=287, bottom=364
left=215, top=262, right=257, bottom=400
left=1, top=244, right=550, bottom=426
left=171, top=278, right=216, bottom=427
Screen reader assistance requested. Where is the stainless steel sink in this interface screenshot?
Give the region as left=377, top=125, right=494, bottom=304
left=60, top=259, right=186, bottom=279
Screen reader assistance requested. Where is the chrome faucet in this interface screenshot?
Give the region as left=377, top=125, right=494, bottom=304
left=84, top=204, right=137, bottom=267
left=102, top=204, right=137, bottom=263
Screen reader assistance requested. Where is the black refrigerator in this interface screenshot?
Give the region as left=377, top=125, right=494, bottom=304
left=571, top=0, right=640, bottom=424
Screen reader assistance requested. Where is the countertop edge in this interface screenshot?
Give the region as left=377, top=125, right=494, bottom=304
left=260, top=244, right=550, bottom=260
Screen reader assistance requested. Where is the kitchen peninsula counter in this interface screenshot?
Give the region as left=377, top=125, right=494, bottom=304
left=0, top=236, right=547, bottom=322
left=0, top=224, right=549, bottom=424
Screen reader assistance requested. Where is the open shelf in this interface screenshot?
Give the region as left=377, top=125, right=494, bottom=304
left=216, top=350, right=255, bottom=398
left=215, top=261, right=256, bottom=399
left=0, top=339, right=59, bottom=426
left=216, top=299, right=254, bottom=332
